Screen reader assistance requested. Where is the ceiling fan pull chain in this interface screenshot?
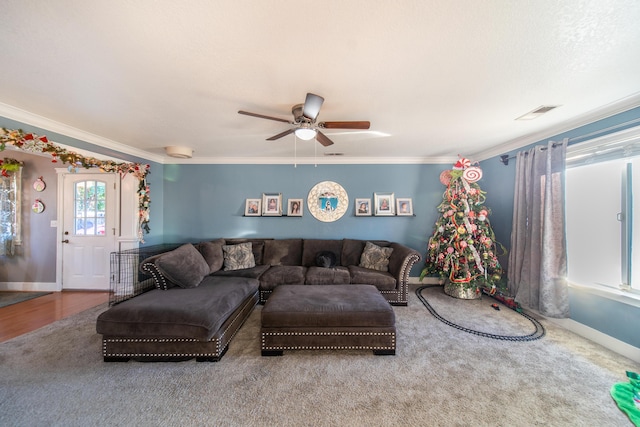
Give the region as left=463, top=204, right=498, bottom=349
left=294, top=135, right=297, bottom=168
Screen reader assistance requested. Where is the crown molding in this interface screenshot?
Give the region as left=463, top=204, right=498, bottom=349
left=165, top=156, right=456, bottom=165
left=472, top=92, right=640, bottom=162
left=0, top=103, right=453, bottom=165
left=4, top=92, right=640, bottom=166
left=0, top=102, right=166, bottom=164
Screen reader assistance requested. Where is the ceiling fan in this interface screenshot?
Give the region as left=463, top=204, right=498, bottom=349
left=238, top=93, right=370, bottom=146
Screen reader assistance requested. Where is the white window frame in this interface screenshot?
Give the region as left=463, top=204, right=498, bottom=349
left=566, top=125, right=640, bottom=308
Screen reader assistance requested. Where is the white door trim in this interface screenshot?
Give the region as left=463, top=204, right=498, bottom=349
left=56, top=169, right=120, bottom=291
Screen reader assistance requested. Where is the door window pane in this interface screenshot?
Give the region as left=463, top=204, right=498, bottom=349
left=74, top=180, right=107, bottom=236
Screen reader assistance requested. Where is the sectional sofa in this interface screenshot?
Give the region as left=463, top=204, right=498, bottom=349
left=96, top=238, right=421, bottom=362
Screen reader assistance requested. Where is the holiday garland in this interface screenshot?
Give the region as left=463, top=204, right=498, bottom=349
left=0, top=157, right=24, bottom=176
left=0, top=128, right=151, bottom=242
left=421, top=156, right=506, bottom=293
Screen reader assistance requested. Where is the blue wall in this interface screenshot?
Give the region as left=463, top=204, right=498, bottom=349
left=479, top=106, right=640, bottom=348
left=3, top=107, right=640, bottom=349
left=161, top=163, right=456, bottom=276
left=477, top=158, right=516, bottom=269
left=480, top=105, right=640, bottom=248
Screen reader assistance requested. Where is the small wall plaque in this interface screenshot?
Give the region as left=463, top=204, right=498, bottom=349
left=32, top=199, right=45, bottom=214
left=33, top=177, right=46, bottom=192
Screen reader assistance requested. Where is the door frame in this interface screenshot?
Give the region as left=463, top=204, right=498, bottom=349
left=55, top=168, right=139, bottom=291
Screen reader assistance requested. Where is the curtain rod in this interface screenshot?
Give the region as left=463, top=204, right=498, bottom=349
left=499, top=117, right=640, bottom=166
left=499, top=143, right=558, bottom=165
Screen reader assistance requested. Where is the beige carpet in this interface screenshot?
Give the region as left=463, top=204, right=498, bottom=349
left=0, top=284, right=638, bottom=426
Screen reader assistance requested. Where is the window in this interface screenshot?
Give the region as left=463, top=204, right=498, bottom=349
left=74, top=180, right=107, bottom=236
left=566, top=126, right=640, bottom=294
left=0, top=166, right=22, bottom=255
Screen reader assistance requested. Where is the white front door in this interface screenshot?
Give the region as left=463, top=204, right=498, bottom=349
left=61, top=173, right=117, bottom=290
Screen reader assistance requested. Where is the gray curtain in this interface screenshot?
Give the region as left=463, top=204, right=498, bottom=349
left=507, top=139, right=569, bottom=318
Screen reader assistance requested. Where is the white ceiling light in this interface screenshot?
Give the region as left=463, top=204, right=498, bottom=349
left=165, top=146, right=193, bottom=158
left=294, top=124, right=317, bottom=140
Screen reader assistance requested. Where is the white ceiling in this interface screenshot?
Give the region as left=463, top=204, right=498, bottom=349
left=1, top=0, right=640, bottom=164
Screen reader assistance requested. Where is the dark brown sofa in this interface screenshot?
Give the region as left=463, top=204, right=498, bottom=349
left=96, top=238, right=420, bottom=362
left=212, top=238, right=421, bottom=305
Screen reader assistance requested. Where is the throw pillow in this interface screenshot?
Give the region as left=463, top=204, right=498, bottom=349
left=155, top=243, right=210, bottom=289
left=198, top=238, right=225, bottom=273
left=223, top=239, right=266, bottom=264
left=222, top=242, right=256, bottom=271
left=359, top=241, right=394, bottom=272
left=251, top=241, right=265, bottom=265
left=316, top=251, right=337, bottom=268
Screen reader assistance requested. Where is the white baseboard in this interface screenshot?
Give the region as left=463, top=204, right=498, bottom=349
left=545, top=316, right=640, bottom=364
left=0, top=282, right=59, bottom=292
left=408, top=276, right=640, bottom=363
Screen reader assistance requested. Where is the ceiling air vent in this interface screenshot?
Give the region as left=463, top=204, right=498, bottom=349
left=516, top=105, right=560, bottom=121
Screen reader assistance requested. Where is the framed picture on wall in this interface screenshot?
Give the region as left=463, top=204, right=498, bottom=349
left=262, top=193, right=282, bottom=216
left=244, top=198, right=261, bottom=216
left=355, top=198, right=371, bottom=216
left=396, top=198, right=413, bottom=216
left=287, top=198, right=303, bottom=216
left=374, top=193, right=395, bottom=216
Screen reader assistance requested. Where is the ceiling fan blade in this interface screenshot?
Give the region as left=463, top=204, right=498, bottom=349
left=316, top=131, right=334, bottom=147
left=238, top=110, right=291, bottom=123
left=319, top=121, right=371, bottom=129
left=302, top=93, right=324, bottom=121
left=266, top=128, right=295, bottom=141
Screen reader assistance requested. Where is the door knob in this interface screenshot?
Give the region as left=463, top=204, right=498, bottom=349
left=62, top=239, right=69, bottom=243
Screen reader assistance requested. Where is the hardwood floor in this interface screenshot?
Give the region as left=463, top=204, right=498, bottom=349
left=0, top=291, right=109, bottom=343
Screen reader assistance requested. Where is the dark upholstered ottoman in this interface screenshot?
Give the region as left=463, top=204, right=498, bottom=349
left=261, top=284, right=396, bottom=356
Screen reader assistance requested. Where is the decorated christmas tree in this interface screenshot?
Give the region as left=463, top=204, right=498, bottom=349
left=421, top=156, right=505, bottom=299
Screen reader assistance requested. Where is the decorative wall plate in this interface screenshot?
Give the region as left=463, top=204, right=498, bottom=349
left=33, top=177, right=46, bottom=192
left=32, top=199, right=45, bottom=214
left=307, top=181, right=348, bottom=222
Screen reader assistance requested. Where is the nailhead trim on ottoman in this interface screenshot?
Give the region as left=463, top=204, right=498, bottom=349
left=260, top=284, right=396, bottom=356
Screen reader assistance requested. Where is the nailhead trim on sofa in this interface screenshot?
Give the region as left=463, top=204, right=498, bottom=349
left=141, top=260, right=171, bottom=290
left=101, top=289, right=257, bottom=362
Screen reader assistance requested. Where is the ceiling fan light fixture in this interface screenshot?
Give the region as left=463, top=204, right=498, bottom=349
left=165, top=145, right=193, bottom=159
left=294, top=126, right=317, bottom=141
left=238, top=93, right=368, bottom=147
